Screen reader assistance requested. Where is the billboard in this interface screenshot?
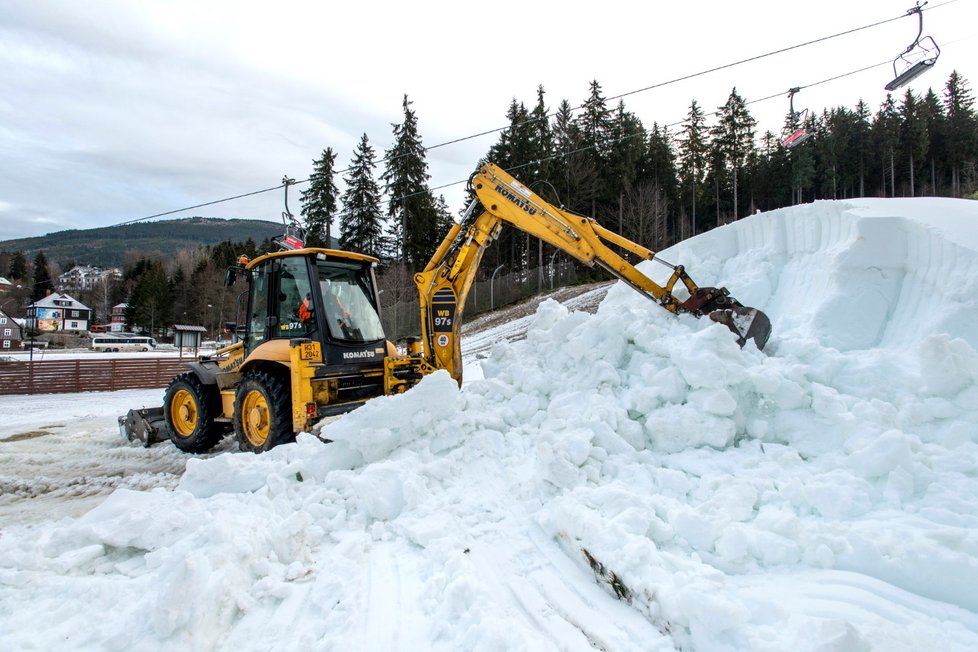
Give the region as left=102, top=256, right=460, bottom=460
left=35, top=307, right=62, bottom=332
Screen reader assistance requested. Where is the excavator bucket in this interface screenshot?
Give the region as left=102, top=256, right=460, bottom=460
left=681, top=287, right=771, bottom=350
left=709, top=306, right=772, bottom=351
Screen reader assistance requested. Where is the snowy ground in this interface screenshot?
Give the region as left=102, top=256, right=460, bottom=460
left=2, top=198, right=978, bottom=650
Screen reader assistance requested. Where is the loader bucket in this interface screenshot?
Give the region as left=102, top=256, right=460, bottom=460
left=119, top=407, right=168, bottom=448
left=709, top=306, right=772, bottom=351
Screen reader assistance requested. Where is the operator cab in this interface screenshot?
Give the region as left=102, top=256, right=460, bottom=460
left=242, top=249, right=388, bottom=368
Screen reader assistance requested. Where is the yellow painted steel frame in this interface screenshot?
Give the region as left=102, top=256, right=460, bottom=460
left=384, top=355, right=439, bottom=395
left=289, top=339, right=323, bottom=433
left=244, top=247, right=378, bottom=271
left=414, top=163, right=706, bottom=385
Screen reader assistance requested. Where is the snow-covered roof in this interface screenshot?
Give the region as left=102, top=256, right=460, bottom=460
left=172, top=324, right=207, bottom=332
left=28, top=293, right=91, bottom=310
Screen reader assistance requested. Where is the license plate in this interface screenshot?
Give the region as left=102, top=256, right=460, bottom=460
left=299, top=342, right=321, bottom=361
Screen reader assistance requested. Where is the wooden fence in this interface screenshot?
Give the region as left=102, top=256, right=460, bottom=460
left=0, top=358, right=189, bottom=396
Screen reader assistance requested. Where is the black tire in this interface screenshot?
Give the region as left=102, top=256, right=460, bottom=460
left=163, top=372, right=225, bottom=453
left=233, top=370, right=294, bottom=453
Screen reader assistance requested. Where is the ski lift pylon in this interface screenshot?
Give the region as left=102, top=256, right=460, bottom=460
left=781, top=87, right=811, bottom=150
left=885, top=2, right=940, bottom=91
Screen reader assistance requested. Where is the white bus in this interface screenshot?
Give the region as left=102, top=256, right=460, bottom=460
left=91, top=335, right=157, bottom=352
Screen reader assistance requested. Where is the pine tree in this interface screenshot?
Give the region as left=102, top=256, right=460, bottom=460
left=300, top=147, right=339, bottom=247
left=31, top=251, right=53, bottom=301
left=170, top=266, right=190, bottom=327
left=918, top=88, right=946, bottom=194
left=487, top=99, right=534, bottom=172
left=607, top=101, right=645, bottom=196
left=853, top=100, right=873, bottom=197
left=550, top=99, right=575, bottom=206
left=527, top=85, right=556, bottom=286
left=381, top=95, right=439, bottom=268
left=486, top=98, right=536, bottom=271
left=754, top=131, right=792, bottom=210
left=552, top=98, right=601, bottom=214
left=577, top=80, right=612, bottom=163
left=433, top=195, right=456, bottom=236
left=124, top=259, right=172, bottom=336
left=210, top=240, right=238, bottom=268
left=528, top=85, right=554, bottom=191
left=944, top=71, right=978, bottom=196
left=575, top=81, right=613, bottom=212
left=712, top=88, right=757, bottom=220
left=899, top=89, right=929, bottom=196
left=678, top=100, right=709, bottom=236
left=8, top=251, right=28, bottom=280
left=643, top=123, right=678, bottom=241
left=873, top=94, right=901, bottom=197
left=340, top=134, right=385, bottom=259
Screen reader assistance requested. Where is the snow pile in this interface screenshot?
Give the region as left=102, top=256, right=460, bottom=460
left=2, top=199, right=978, bottom=650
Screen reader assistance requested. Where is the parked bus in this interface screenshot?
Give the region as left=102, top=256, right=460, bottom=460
left=91, top=335, right=157, bottom=352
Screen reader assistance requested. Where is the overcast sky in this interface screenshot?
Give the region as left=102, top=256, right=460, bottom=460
left=1, top=0, right=975, bottom=243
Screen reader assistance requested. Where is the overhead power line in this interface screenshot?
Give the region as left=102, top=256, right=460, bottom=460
left=410, top=58, right=901, bottom=203
left=113, top=3, right=953, bottom=228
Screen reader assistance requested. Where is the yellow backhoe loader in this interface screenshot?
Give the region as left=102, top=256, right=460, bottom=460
left=120, top=163, right=770, bottom=453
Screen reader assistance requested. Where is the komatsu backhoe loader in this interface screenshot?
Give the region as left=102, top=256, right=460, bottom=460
left=120, top=163, right=770, bottom=453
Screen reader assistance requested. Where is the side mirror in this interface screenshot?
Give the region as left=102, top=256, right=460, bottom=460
left=224, top=267, right=237, bottom=287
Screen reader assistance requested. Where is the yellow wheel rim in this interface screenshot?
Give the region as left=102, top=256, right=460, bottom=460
left=242, top=389, right=270, bottom=447
left=170, top=388, right=198, bottom=438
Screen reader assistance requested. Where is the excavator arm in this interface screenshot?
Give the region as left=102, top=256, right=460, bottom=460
left=413, top=163, right=771, bottom=384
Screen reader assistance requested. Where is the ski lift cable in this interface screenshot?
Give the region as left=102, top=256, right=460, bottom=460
left=375, top=49, right=941, bottom=204
left=112, top=2, right=958, bottom=229
left=419, top=58, right=899, bottom=204
left=427, top=7, right=934, bottom=152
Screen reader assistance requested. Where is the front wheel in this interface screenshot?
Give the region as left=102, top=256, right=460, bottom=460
left=233, top=370, right=294, bottom=453
left=163, top=372, right=225, bottom=453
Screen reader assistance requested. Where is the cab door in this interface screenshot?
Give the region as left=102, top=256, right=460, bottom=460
left=244, top=260, right=272, bottom=356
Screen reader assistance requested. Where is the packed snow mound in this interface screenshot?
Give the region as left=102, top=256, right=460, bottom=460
left=662, top=197, right=978, bottom=352
left=1, top=199, right=978, bottom=651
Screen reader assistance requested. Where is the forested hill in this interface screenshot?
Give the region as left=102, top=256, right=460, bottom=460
left=0, top=217, right=284, bottom=268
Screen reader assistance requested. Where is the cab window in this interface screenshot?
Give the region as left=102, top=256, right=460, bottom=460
left=318, top=263, right=385, bottom=342
left=247, top=262, right=271, bottom=351
left=275, top=256, right=316, bottom=338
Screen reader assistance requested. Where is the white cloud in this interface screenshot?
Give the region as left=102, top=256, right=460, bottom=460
left=0, top=0, right=975, bottom=242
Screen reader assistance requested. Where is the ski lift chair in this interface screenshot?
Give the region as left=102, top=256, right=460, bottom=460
left=885, top=2, right=940, bottom=91
left=274, top=175, right=307, bottom=251
left=781, top=87, right=812, bottom=150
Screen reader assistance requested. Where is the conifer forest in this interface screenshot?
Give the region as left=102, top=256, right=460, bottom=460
left=5, top=72, right=977, bottom=338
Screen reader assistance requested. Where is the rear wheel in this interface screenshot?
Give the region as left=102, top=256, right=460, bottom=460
left=164, top=372, right=225, bottom=453
left=234, top=370, right=294, bottom=453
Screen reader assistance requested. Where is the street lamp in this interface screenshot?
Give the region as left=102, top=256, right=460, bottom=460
left=490, top=264, right=505, bottom=311
left=549, top=249, right=560, bottom=291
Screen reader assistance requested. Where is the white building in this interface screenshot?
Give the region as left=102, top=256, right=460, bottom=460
left=26, top=293, right=92, bottom=332
left=57, top=266, right=121, bottom=292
